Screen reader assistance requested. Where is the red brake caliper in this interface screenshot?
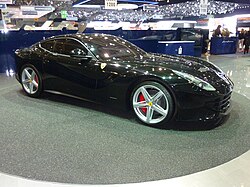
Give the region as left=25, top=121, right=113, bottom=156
left=139, top=93, right=147, bottom=114
left=34, top=75, right=39, bottom=85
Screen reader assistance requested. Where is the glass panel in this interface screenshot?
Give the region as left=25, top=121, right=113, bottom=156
left=82, top=35, right=147, bottom=60
left=54, top=39, right=65, bottom=54
left=64, top=40, right=87, bottom=55
left=41, top=40, right=54, bottom=52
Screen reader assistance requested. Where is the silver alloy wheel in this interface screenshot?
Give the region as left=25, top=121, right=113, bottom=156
left=132, top=84, right=169, bottom=124
left=21, top=67, right=39, bottom=95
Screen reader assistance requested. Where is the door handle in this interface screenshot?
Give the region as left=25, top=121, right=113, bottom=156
left=82, top=57, right=90, bottom=60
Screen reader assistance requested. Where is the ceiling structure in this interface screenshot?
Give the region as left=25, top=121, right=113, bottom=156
left=8, top=0, right=250, bottom=22
left=12, top=0, right=250, bottom=6
left=68, top=0, right=250, bottom=21
left=132, top=0, right=250, bottom=4
left=207, top=0, right=250, bottom=4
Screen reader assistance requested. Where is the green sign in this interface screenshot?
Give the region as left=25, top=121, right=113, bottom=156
left=60, top=10, right=68, bottom=19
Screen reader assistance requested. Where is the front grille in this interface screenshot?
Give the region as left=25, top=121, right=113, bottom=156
left=214, top=92, right=231, bottom=112
left=207, top=91, right=232, bottom=113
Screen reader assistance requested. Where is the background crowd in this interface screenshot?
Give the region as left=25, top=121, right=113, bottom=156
left=238, top=29, right=250, bottom=54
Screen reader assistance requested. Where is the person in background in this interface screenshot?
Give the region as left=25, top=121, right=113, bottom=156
left=243, top=31, right=250, bottom=54
left=222, top=28, right=231, bottom=37
left=238, top=29, right=245, bottom=52
left=213, top=25, right=222, bottom=37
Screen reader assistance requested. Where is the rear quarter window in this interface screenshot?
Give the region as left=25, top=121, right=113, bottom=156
left=40, top=40, right=55, bottom=52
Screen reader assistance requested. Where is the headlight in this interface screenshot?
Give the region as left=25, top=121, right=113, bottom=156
left=173, top=70, right=216, bottom=91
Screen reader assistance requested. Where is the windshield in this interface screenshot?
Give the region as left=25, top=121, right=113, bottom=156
left=80, top=34, right=147, bottom=60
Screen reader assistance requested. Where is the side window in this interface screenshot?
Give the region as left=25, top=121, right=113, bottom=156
left=64, top=39, right=88, bottom=56
left=40, top=40, right=55, bottom=52
left=54, top=39, right=65, bottom=54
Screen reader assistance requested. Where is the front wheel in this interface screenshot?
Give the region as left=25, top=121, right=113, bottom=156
left=20, top=64, right=43, bottom=98
left=131, top=81, right=174, bottom=128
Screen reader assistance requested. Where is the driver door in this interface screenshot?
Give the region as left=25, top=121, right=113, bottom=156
left=43, top=38, right=98, bottom=99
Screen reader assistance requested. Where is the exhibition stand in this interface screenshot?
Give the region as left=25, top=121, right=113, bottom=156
left=0, top=67, right=250, bottom=184
left=157, top=41, right=195, bottom=56
left=130, top=40, right=195, bottom=56
left=129, top=40, right=159, bottom=53
left=210, top=37, right=237, bottom=55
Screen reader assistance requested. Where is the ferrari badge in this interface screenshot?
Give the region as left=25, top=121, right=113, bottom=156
left=100, top=63, right=107, bottom=70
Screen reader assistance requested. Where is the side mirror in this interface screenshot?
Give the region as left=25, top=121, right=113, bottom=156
left=70, top=48, right=92, bottom=61
left=70, top=48, right=86, bottom=56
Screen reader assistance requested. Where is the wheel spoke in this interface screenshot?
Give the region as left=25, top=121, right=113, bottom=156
left=24, top=69, right=31, bottom=79
left=22, top=79, right=30, bottom=84
left=133, top=101, right=148, bottom=108
left=29, top=82, right=34, bottom=93
left=146, top=107, right=154, bottom=122
left=31, top=71, right=36, bottom=80
left=152, top=104, right=167, bottom=117
left=152, top=91, right=163, bottom=102
left=140, top=86, right=151, bottom=102
left=32, top=80, right=38, bottom=88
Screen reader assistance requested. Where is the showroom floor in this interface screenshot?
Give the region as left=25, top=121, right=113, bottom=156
left=0, top=53, right=250, bottom=187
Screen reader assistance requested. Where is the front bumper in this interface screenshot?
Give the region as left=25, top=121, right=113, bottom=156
left=172, top=83, right=233, bottom=124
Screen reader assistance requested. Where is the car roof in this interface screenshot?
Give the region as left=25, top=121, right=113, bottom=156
left=46, top=33, right=116, bottom=42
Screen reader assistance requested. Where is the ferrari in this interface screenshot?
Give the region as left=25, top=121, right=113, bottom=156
left=15, top=33, right=233, bottom=128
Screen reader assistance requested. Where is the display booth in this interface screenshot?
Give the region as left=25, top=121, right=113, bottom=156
left=157, top=41, right=195, bottom=56
left=210, top=37, right=237, bottom=55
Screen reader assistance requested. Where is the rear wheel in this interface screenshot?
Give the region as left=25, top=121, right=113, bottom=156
left=131, top=81, right=174, bottom=128
left=20, top=64, right=43, bottom=98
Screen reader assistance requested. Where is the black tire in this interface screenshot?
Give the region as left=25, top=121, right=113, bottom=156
left=20, top=64, right=43, bottom=98
left=131, top=81, right=174, bottom=128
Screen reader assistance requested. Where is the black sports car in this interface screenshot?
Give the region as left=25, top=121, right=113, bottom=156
left=15, top=33, right=233, bottom=128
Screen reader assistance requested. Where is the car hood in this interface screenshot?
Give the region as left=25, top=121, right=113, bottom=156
left=109, top=54, right=227, bottom=84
